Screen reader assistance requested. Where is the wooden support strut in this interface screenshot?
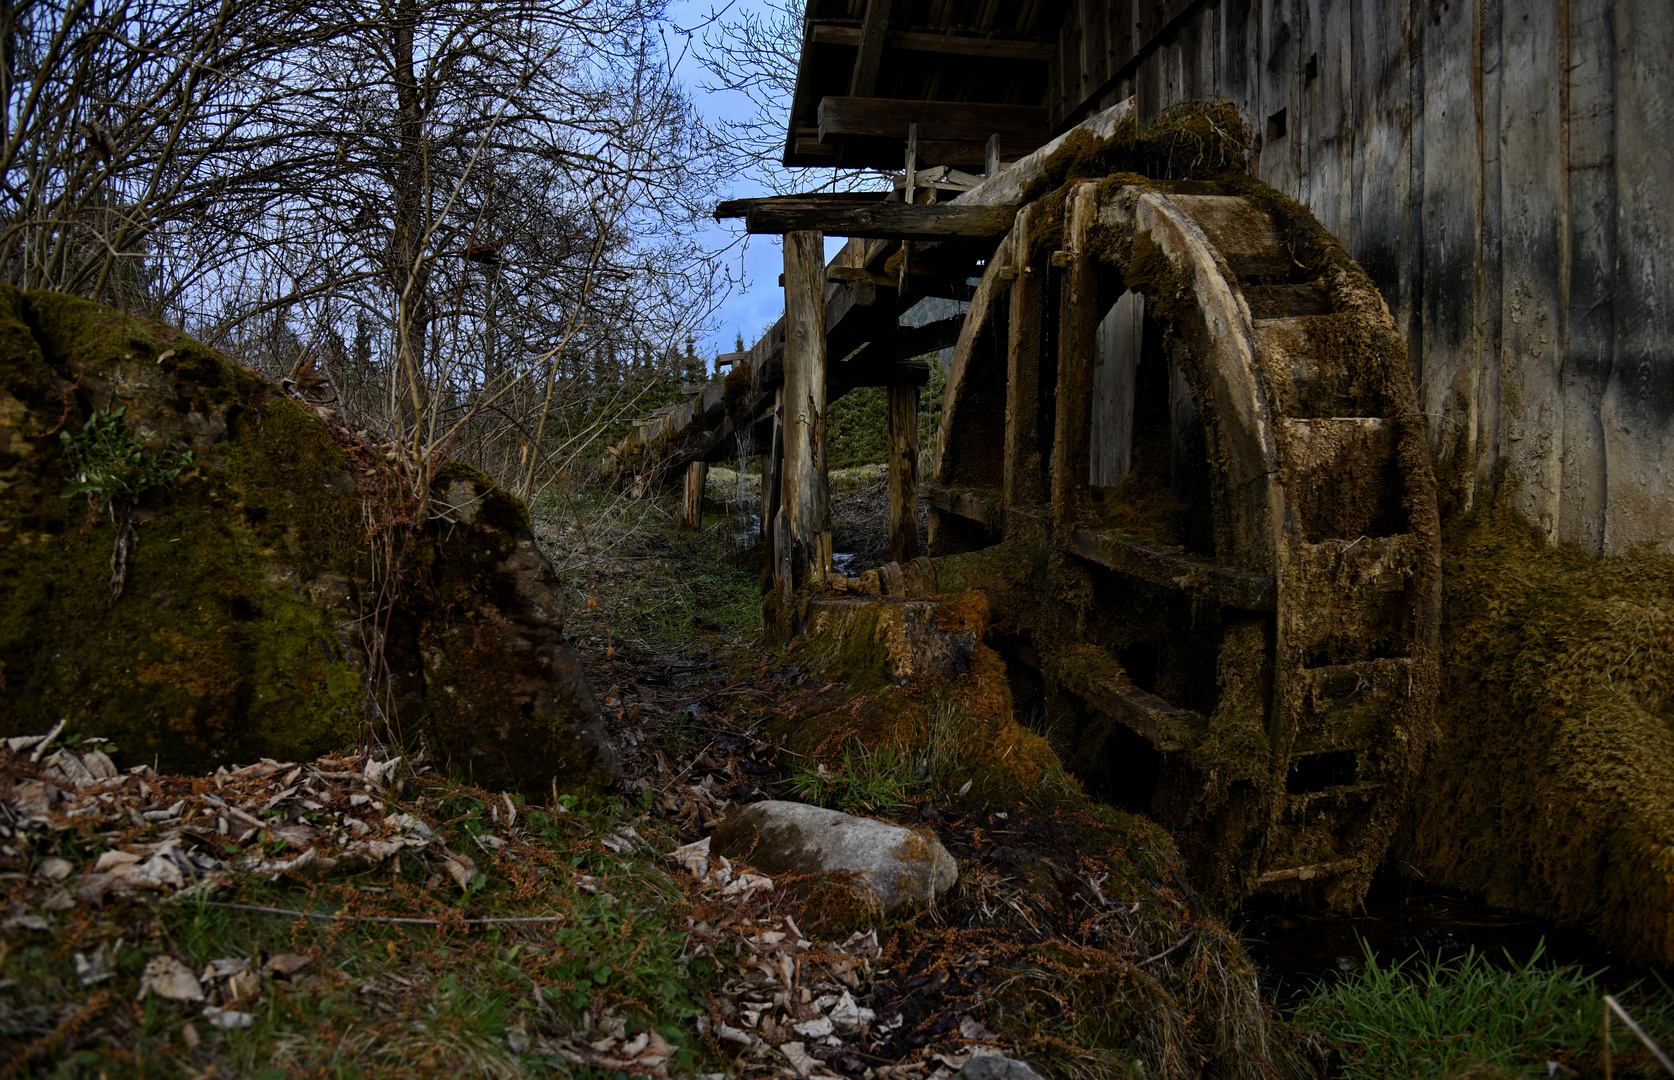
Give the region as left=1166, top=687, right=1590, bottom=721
left=887, top=382, right=920, bottom=563
left=1003, top=204, right=1045, bottom=519
left=1050, top=184, right=1100, bottom=528
left=780, top=230, right=832, bottom=588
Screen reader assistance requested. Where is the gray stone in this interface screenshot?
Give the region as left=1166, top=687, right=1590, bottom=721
left=958, top=1053, right=1046, bottom=1080
left=710, top=801, right=956, bottom=918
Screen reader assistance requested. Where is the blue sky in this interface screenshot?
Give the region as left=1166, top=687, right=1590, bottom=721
left=664, top=1, right=849, bottom=369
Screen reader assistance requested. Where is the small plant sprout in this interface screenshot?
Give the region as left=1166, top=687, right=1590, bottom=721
left=59, top=407, right=193, bottom=520
left=59, top=406, right=193, bottom=602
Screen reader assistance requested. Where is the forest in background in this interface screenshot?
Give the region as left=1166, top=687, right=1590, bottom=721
left=0, top=0, right=890, bottom=501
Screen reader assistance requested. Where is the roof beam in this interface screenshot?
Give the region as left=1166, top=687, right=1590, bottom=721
left=818, top=97, right=1048, bottom=146
left=812, top=24, right=1056, bottom=63
left=847, top=0, right=892, bottom=97
left=717, top=196, right=1016, bottom=241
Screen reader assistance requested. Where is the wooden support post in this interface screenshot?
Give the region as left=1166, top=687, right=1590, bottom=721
left=985, top=133, right=1001, bottom=177
left=1050, top=183, right=1100, bottom=529
left=680, top=460, right=707, bottom=530
left=763, top=390, right=785, bottom=548
left=899, top=124, right=916, bottom=293
left=1004, top=204, right=1046, bottom=521
left=780, top=231, right=832, bottom=588
left=887, top=382, right=920, bottom=562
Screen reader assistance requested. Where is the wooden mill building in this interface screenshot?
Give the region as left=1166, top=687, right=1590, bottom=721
left=615, top=0, right=1674, bottom=962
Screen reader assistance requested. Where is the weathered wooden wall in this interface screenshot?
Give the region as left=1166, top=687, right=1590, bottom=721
left=1052, top=0, right=1674, bottom=554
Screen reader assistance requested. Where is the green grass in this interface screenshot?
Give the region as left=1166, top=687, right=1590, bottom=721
left=534, top=488, right=763, bottom=657
left=786, top=741, right=918, bottom=815
left=1295, top=938, right=1674, bottom=1079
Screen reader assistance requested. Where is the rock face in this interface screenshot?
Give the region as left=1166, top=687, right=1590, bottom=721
left=0, top=287, right=616, bottom=794
left=710, top=801, right=956, bottom=919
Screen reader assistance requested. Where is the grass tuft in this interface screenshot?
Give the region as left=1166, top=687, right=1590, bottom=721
left=1295, top=938, right=1674, bottom=1079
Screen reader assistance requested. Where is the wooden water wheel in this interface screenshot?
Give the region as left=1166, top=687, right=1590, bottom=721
left=922, top=179, right=1442, bottom=909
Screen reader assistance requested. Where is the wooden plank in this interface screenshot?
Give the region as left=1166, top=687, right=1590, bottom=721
left=817, top=97, right=1048, bottom=146
left=1558, top=0, right=1615, bottom=555
left=781, top=231, right=833, bottom=586
left=1497, top=0, right=1567, bottom=544
left=1090, top=289, right=1143, bottom=487
left=848, top=0, right=893, bottom=97
left=680, top=461, right=708, bottom=530
left=895, top=314, right=964, bottom=358
left=887, top=382, right=920, bottom=563
left=810, top=23, right=1056, bottom=63
left=715, top=193, right=887, bottom=220
left=1418, top=0, right=1491, bottom=507
left=735, top=199, right=1016, bottom=240
left=1004, top=206, right=1047, bottom=515
left=1052, top=652, right=1205, bottom=753
left=1602, top=0, right=1674, bottom=551
left=917, top=482, right=1004, bottom=533
left=1050, top=183, right=1102, bottom=527
left=1349, top=0, right=1414, bottom=355
left=1068, top=527, right=1277, bottom=611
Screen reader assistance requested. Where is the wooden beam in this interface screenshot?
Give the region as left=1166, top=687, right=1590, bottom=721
left=1050, top=184, right=1100, bottom=527
left=818, top=97, right=1047, bottom=146
left=680, top=461, right=708, bottom=530
left=896, top=314, right=964, bottom=358
left=781, top=230, right=832, bottom=587
left=1068, top=528, right=1277, bottom=611
left=810, top=24, right=1056, bottom=63
left=887, top=382, right=920, bottom=563
left=827, top=356, right=930, bottom=388
left=1004, top=206, right=1046, bottom=516
left=731, top=198, right=1015, bottom=240
left=715, top=192, right=885, bottom=220
left=847, top=0, right=892, bottom=97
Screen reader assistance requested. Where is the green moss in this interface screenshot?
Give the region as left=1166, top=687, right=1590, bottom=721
left=0, top=289, right=367, bottom=769
left=1399, top=502, right=1674, bottom=964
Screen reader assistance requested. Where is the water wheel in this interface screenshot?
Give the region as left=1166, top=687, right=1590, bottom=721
left=920, top=179, right=1442, bottom=909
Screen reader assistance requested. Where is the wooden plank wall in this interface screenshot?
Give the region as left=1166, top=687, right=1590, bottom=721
left=1050, top=0, right=1674, bottom=554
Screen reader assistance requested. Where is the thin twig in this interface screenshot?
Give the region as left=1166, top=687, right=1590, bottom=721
left=1605, top=995, right=1674, bottom=1076
left=1142, top=933, right=1194, bottom=965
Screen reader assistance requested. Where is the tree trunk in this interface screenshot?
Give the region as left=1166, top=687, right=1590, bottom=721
left=389, top=0, right=431, bottom=429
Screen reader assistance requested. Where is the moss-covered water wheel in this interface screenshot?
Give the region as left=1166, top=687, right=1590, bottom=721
left=916, top=176, right=1441, bottom=911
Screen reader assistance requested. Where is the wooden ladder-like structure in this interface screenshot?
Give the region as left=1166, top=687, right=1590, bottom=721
left=929, top=180, right=1441, bottom=908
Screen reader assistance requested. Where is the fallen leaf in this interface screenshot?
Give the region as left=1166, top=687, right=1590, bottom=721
left=140, top=955, right=204, bottom=1002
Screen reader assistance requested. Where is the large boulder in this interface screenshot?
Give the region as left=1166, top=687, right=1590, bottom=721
left=0, top=287, right=616, bottom=794
left=710, top=800, right=956, bottom=921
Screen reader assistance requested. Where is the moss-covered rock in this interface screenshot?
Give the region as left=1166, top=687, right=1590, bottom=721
left=0, top=287, right=616, bottom=795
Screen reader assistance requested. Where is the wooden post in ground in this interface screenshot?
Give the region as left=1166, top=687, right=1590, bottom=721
left=680, top=460, right=708, bottom=530
left=1051, top=183, right=1100, bottom=529
left=887, top=382, right=920, bottom=562
left=780, top=230, right=832, bottom=589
